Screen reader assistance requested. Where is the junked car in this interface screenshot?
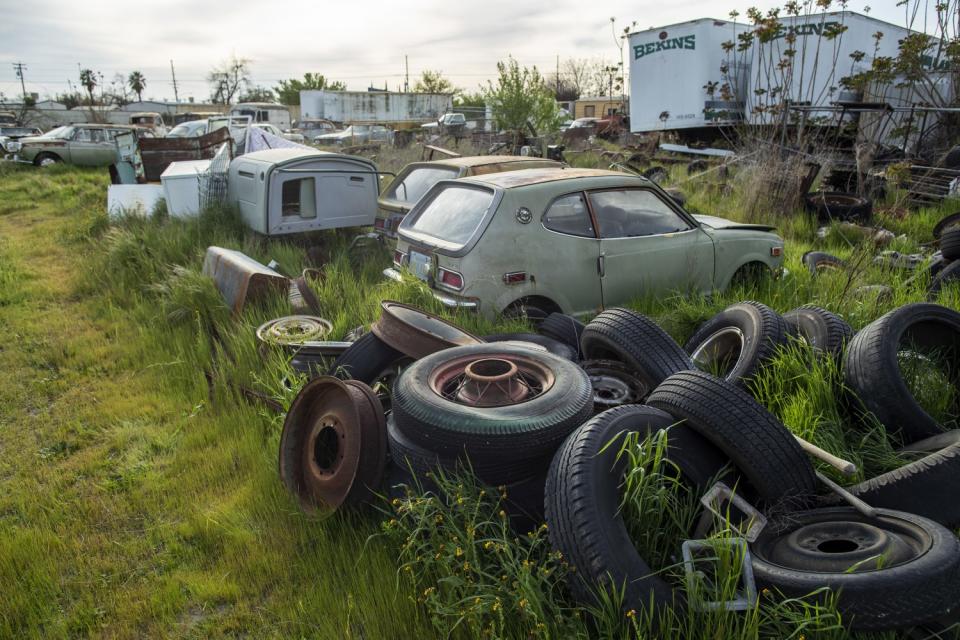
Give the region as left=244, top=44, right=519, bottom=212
left=375, top=156, right=564, bottom=239
left=129, top=112, right=167, bottom=136
left=167, top=120, right=208, bottom=138
left=0, top=125, right=42, bottom=158
left=421, top=113, right=468, bottom=135
left=385, top=167, right=784, bottom=319
left=314, top=124, right=393, bottom=146
left=251, top=122, right=305, bottom=144
left=293, top=118, right=338, bottom=140
left=16, top=124, right=154, bottom=167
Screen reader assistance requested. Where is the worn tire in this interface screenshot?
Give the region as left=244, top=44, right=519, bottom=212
left=684, top=301, right=789, bottom=384
left=933, top=211, right=960, bottom=240
left=844, top=303, right=960, bottom=443
left=802, top=250, right=846, bottom=275
left=483, top=332, right=577, bottom=362
left=822, top=431, right=960, bottom=528
left=328, top=332, right=404, bottom=384
left=941, top=228, right=960, bottom=261
left=928, top=260, right=960, bottom=299
left=783, top=305, right=853, bottom=358
left=392, top=343, right=593, bottom=466
left=751, top=507, right=960, bottom=631
left=387, top=414, right=545, bottom=487
left=647, top=370, right=817, bottom=504
left=580, top=308, right=692, bottom=395
left=545, top=405, right=728, bottom=612
left=538, top=312, right=585, bottom=353
left=804, top=191, right=873, bottom=223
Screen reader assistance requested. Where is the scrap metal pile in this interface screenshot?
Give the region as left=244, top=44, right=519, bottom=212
left=269, top=291, right=960, bottom=632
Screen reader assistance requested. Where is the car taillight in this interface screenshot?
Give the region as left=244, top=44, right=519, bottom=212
left=374, top=218, right=385, bottom=229
left=393, top=250, right=407, bottom=267
left=437, top=267, right=464, bottom=291
left=770, top=246, right=782, bottom=257
left=503, top=272, right=526, bottom=285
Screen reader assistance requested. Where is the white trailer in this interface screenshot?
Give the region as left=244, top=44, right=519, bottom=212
left=229, top=103, right=292, bottom=130
left=745, top=12, right=912, bottom=124
left=627, top=11, right=938, bottom=136
left=299, top=90, right=452, bottom=125
left=627, top=18, right=749, bottom=133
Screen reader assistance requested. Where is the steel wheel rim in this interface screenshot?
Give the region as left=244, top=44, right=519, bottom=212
left=754, top=514, right=930, bottom=574
left=39, top=157, right=56, bottom=167
left=428, top=352, right=555, bottom=407
left=257, top=315, right=333, bottom=346
left=582, top=359, right=647, bottom=407
left=691, top=326, right=745, bottom=379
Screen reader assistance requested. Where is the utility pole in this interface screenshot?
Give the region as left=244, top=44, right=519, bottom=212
left=13, top=62, right=27, bottom=100
left=404, top=55, right=409, bottom=92
left=170, top=60, right=180, bottom=103
left=556, top=55, right=560, bottom=95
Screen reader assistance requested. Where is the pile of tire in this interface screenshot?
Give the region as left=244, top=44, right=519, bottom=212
left=542, top=302, right=960, bottom=632
left=280, top=299, right=960, bottom=632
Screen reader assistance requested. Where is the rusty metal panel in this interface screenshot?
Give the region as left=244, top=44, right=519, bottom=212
left=138, top=128, right=232, bottom=181
left=201, top=246, right=288, bottom=313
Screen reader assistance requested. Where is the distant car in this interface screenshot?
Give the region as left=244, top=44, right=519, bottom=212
left=251, top=122, right=305, bottom=144
left=293, top=118, right=338, bottom=140
left=167, top=120, right=208, bottom=138
left=375, top=156, right=564, bottom=239
left=385, top=167, right=784, bottom=319
left=314, top=124, right=393, bottom=146
left=129, top=112, right=167, bottom=136
left=0, top=125, right=42, bottom=157
left=421, top=113, right=467, bottom=135
left=16, top=124, right=153, bottom=167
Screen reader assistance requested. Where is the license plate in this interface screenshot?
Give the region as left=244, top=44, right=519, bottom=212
left=409, top=250, right=432, bottom=281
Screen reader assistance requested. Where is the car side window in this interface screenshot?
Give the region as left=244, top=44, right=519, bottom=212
left=542, top=193, right=595, bottom=238
left=73, top=128, right=92, bottom=142
left=590, top=189, right=692, bottom=238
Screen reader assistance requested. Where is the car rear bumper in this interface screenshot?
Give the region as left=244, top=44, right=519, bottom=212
left=382, top=267, right=479, bottom=310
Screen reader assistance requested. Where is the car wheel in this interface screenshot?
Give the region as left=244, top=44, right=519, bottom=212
left=932, top=210, right=960, bottom=240
left=647, top=370, right=817, bottom=503
left=35, top=152, right=61, bottom=167
left=684, top=301, right=789, bottom=385
left=537, top=312, right=585, bottom=353
left=782, top=305, right=853, bottom=358
left=804, top=191, right=873, bottom=223
left=940, top=228, right=960, bottom=261
left=802, top=251, right=847, bottom=275
left=751, top=507, right=960, bottom=631
left=928, top=260, right=960, bottom=299
left=483, top=333, right=578, bottom=362
left=392, top=342, right=593, bottom=472
left=844, top=303, right=960, bottom=443
left=545, top=405, right=728, bottom=613
left=580, top=308, right=692, bottom=396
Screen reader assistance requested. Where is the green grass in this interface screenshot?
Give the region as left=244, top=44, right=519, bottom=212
left=0, top=154, right=958, bottom=638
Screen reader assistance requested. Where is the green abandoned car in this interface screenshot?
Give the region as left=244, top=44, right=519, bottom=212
left=385, top=167, right=784, bottom=319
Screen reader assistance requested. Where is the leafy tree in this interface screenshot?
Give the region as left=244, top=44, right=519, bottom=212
left=79, top=68, right=97, bottom=106
left=483, top=57, right=564, bottom=135
left=128, top=71, right=146, bottom=102
left=238, top=86, right=275, bottom=103
left=413, top=70, right=455, bottom=94
left=454, top=91, right=486, bottom=108
left=208, top=55, right=251, bottom=104
left=274, top=73, right=347, bottom=105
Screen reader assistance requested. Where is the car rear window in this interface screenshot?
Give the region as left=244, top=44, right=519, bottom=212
left=386, top=166, right=459, bottom=203
left=408, top=185, right=494, bottom=249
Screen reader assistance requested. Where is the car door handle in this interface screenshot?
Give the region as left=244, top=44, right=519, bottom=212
left=597, top=255, right=605, bottom=277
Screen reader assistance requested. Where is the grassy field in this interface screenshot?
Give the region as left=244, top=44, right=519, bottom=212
left=0, top=152, right=957, bottom=639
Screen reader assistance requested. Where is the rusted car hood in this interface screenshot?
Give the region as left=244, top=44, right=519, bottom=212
left=694, top=214, right=776, bottom=233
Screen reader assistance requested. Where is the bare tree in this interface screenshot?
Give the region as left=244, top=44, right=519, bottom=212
left=208, top=55, right=251, bottom=104
left=562, top=58, right=593, bottom=97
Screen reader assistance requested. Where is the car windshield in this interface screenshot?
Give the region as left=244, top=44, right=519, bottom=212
left=408, top=185, right=494, bottom=249
left=386, top=166, right=459, bottom=203
left=39, top=126, right=74, bottom=139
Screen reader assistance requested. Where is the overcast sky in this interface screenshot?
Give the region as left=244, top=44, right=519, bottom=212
left=0, top=0, right=914, bottom=103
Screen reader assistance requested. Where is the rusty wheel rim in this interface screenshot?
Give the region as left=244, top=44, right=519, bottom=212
left=279, top=376, right=386, bottom=512
left=428, top=352, right=555, bottom=407
left=372, top=300, right=482, bottom=359
left=257, top=315, right=333, bottom=346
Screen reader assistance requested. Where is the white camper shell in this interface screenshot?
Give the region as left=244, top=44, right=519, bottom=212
left=227, top=148, right=379, bottom=236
